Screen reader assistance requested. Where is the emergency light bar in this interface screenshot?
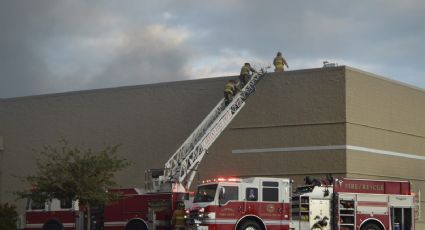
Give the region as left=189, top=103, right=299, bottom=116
left=201, top=178, right=242, bottom=183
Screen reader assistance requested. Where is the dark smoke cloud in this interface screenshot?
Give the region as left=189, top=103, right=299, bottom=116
left=0, top=0, right=424, bottom=98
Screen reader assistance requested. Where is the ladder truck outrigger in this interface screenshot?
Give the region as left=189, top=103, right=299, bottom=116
left=24, top=68, right=269, bottom=230
left=187, top=177, right=418, bottom=230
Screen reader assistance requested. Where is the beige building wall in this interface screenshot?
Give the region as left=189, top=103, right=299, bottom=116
left=0, top=66, right=423, bottom=228
left=345, top=67, right=425, bottom=226
left=198, top=68, right=347, bottom=187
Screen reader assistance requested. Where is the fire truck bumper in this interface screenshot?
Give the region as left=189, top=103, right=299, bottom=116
left=187, top=224, right=209, bottom=230
left=196, top=226, right=209, bottom=230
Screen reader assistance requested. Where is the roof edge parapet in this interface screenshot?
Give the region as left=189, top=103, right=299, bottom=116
left=1, top=75, right=236, bottom=102
left=2, top=66, right=344, bottom=101
left=3, top=66, right=422, bottom=101
left=345, top=66, right=425, bottom=93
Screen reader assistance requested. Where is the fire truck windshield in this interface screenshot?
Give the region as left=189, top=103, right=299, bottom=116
left=194, top=184, right=218, bottom=203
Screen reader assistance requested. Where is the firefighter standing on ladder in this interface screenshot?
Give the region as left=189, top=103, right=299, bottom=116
left=273, top=51, right=289, bottom=72
left=224, top=79, right=237, bottom=106
left=171, top=201, right=186, bottom=230
left=239, top=62, right=256, bottom=88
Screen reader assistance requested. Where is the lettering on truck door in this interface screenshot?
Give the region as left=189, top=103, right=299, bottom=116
left=216, top=184, right=242, bottom=228
left=259, top=180, right=288, bottom=230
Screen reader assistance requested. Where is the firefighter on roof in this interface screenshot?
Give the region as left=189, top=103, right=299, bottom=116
left=239, top=63, right=256, bottom=87
left=224, top=79, right=237, bottom=106
left=172, top=201, right=186, bottom=230
left=273, top=51, right=289, bottom=72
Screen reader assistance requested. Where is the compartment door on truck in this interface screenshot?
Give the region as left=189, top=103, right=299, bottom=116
left=389, top=195, right=414, bottom=230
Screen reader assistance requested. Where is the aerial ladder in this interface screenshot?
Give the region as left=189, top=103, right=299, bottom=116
left=145, top=67, right=268, bottom=193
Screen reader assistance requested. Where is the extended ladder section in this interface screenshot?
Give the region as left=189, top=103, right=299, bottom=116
left=146, top=68, right=267, bottom=192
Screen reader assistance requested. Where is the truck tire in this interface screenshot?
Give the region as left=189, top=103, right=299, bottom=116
left=361, top=222, right=381, bottom=230
left=43, top=221, right=63, bottom=230
left=126, top=219, right=147, bottom=230
left=238, top=220, right=261, bottom=230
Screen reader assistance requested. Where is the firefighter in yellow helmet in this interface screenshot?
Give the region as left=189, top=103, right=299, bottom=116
left=224, top=79, right=237, bottom=106
left=273, top=51, right=289, bottom=72
left=239, top=63, right=256, bottom=88
left=171, top=201, right=186, bottom=230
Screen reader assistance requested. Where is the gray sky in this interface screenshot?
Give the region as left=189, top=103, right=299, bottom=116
left=1, top=0, right=424, bottom=98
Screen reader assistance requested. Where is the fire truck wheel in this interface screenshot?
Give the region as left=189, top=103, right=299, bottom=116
left=125, top=219, right=147, bottom=230
left=43, top=220, right=63, bottom=230
left=238, top=220, right=261, bottom=230
left=361, top=223, right=381, bottom=230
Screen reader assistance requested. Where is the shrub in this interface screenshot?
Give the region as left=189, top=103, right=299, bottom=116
left=0, top=202, right=18, bottom=230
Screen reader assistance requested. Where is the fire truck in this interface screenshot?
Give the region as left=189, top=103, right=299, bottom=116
left=25, top=188, right=187, bottom=230
left=23, top=68, right=269, bottom=230
left=187, top=177, right=417, bottom=230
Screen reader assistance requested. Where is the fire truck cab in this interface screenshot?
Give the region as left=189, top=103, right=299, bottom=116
left=188, top=177, right=292, bottom=230
left=25, top=198, right=81, bottom=230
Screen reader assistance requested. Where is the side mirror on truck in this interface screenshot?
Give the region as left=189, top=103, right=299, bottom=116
left=219, top=187, right=226, bottom=206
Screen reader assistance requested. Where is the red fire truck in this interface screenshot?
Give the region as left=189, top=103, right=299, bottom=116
left=25, top=188, right=187, bottom=230
left=23, top=67, right=269, bottom=230
left=187, top=177, right=417, bottom=230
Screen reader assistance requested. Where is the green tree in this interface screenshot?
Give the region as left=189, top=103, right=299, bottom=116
left=17, top=140, right=131, bottom=230
left=0, top=202, right=18, bottom=230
